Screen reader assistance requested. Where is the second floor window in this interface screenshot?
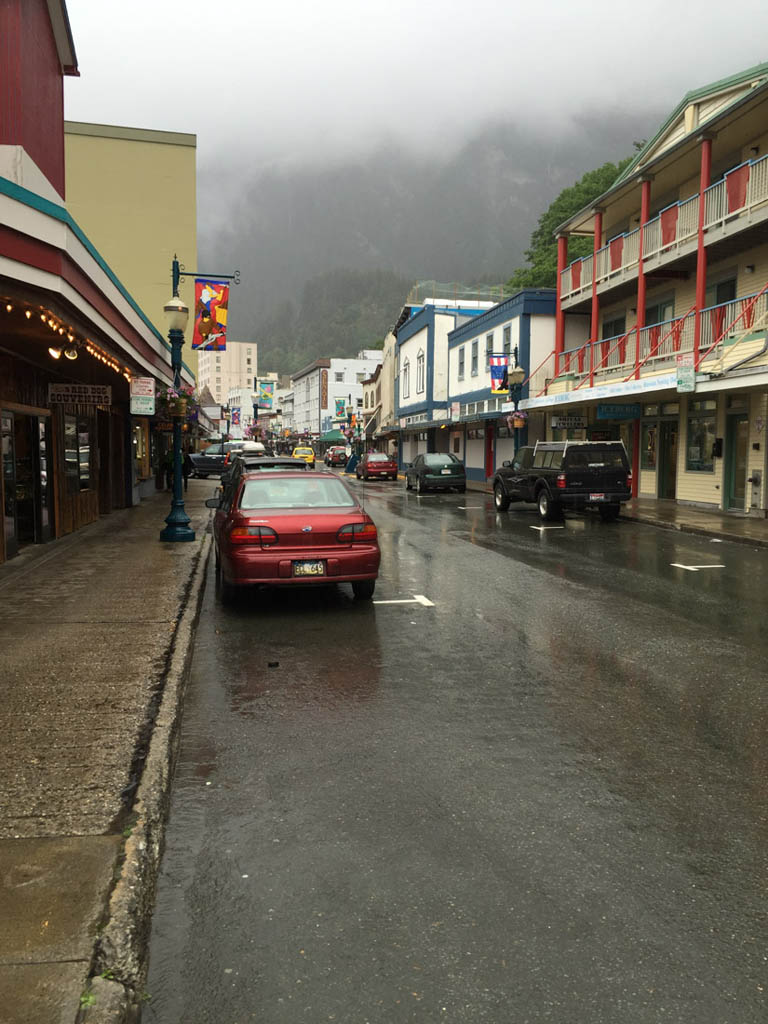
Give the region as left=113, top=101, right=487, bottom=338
left=335, top=372, right=344, bottom=382
left=458, top=347, right=465, bottom=379
left=416, top=350, right=425, bottom=393
left=471, top=340, right=478, bottom=376
left=402, top=358, right=410, bottom=399
left=486, top=333, right=494, bottom=369
left=503, top=325, right=511, bottom=357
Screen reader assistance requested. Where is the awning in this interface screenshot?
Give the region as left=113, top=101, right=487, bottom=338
left=320, top=428, right=347, bottom=442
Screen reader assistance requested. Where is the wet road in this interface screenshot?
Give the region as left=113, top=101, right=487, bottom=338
left=146, top=478, right=768, bottom=1023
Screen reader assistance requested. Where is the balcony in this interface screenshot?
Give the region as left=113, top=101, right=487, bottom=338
left=560, top=153, right=768, bottom=307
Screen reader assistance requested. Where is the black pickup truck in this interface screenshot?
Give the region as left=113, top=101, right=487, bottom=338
left=188, top=441, right=246, bottom=478
left=492, top=440, right=632, bottom=521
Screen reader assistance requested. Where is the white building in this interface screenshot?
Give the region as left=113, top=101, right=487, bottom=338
left=197, top=340, right=257, bottom=406
left=291, top=350, right=383, bottom=437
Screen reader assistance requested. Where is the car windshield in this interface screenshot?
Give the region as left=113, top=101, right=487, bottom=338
left=423, top=453, right=459, bottom=466
left=240, top=476, right=356, bottom=509
left=367, top=453, right=389, bottom=462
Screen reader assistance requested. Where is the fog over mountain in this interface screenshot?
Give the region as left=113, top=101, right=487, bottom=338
left=199, top=107, right=661, bottom=370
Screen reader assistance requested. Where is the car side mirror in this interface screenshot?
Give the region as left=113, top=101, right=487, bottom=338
left=404, top=462, right=412, bottom=468
left=205, top=497, right=221, bottom=509
left=502, top=460, right=511, bottom=468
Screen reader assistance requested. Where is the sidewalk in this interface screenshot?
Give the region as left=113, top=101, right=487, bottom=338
left=0, top=480, right=213, bottom=1024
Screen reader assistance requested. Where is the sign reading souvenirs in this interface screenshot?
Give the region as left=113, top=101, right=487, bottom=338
left=130, top=377, right=155, bottom=416
left=489, top=356, right=510, bottom=394
left=551, top=414, right=587, bottom=430
left=676, top=352, right=696, bottom=393
left=192, top=279, right=229, bottom=350
left=49, top=384, right=112, bottom=405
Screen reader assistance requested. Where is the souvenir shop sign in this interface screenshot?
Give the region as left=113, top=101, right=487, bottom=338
left=551, top=414, right=587, bottom=430
left=49, top=384, right=112, bottom=405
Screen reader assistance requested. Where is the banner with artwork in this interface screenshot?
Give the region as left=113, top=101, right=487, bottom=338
left=231, top=406, right=240, bottom=426
left=335, top=398, right=346, bottom=419
left=489, top=356, right=509, bottom=394
left=257, top=381, right=274, bottom=409
left=191, top=279, right=229, bottom=350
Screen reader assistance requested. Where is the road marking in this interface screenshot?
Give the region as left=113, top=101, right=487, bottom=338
left=670, top=563, right=725, bottom=572
left=530, top=526, right=565, bottom=531
left=374, top=594, right=435, bottom=607
left=457, top=506, right=483, bottom=509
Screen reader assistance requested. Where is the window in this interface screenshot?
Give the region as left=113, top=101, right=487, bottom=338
left=246, top=348, right=252, bottom=354
left=503, top=325, right=511, bottom=358
left=471, top=339, right=478, bottom=376
left=686, top=399, right=717, bottom=472
left=641, top=423, right=657, bottom=469
left=486, top=334, right=494, bottom=369
left=246, top=359, right=252, bottom=366
left=458, top=347, right=465, bottom=380
left=416, top=350, right=425, bottom=393
left=356, top=373, right=366, bottom=383
left=402, top=358, right=410, bottom=398
left=216, top=377, right=221, bottom=384
left=602, top=315, right=626, bottom=339
left=216, top=355, right=221, bottom=363
left=335, top=372, right=344, bottom=382
left=453, top=436, right=461, bottom=453
left=364, top=393, right=369, bottom=408
left=357, top=398, right=363, bottom=408
left=305, top=380, right=310, bottom=397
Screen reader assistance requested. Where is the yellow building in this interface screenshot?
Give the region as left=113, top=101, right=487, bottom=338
left=527, top=62, right=768, bottom=516
left=64, top=121, right=198, bottom=379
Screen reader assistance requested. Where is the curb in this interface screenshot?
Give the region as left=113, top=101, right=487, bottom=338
left=78, top=533, right=213, bottom=1022
left=620, top=512, right=768, bottom=549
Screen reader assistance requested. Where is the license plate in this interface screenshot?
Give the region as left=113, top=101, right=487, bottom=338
left=589, top=493, right=605, bottom=501
left=293, top=560, right=325, bottom=577
left=441, top=469, right=451, bottom=475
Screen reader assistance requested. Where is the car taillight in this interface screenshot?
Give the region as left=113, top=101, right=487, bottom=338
left=556, top=473, right=566, bottom=489
left=626, top=471, right=633, bottom=490
left=337, top=521, right=378, bottom=543
left=229, top=525, right=278, bottom=546
left=223, top=452, right=231, bottom=465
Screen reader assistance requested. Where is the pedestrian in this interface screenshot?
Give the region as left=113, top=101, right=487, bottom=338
left=182, top=447, right=193, bottom=492
left=163, top=448, right=173, bottom=490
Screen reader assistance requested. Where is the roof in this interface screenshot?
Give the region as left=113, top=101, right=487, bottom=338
left=48, top=1, right=79, bottom=75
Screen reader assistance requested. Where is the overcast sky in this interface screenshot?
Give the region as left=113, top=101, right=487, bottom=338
left=64, top=0, right=768, bottom=170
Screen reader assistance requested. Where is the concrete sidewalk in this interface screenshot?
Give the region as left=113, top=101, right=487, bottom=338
left=0, top=480, right=213, bottom=1023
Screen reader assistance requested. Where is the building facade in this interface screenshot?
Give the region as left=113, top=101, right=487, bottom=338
left=197, top=340, right=257, bottom=407
left=291, top=351, right=383, bottom=438
left=531, top=62, right=768, bottom=516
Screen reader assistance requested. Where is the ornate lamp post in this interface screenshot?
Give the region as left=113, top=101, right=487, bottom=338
left=159, top=288, right=195, bottom=542
left=508, top=349, right=526, bottom=454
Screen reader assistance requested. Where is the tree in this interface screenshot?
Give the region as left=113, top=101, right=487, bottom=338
left=506, top=157, right=633, bottom=291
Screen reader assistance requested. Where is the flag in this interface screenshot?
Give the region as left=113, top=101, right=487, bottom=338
left=258, top=381, right=274, bottom=409
left=192, top=279, right=229, bottom=350
left=490, top=356, right=510, bottom=394
left=231, top=407, right=240, bottom=425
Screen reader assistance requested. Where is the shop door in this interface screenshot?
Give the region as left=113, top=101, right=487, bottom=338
left=725, top=414, right=749, bottom=511
left=484, top=425, right=494, bottom=478
left=658, top=421, right=678, bottom=499
left=2, top=412, right=19, bottom=559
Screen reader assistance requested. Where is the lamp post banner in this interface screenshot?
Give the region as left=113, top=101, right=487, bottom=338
left=489, top=356, right=510, bottom=394
left=257, top=381, right=274, bottom=409
left=231, top=406, right=241, bottom=426
left=192, top=279, right=229, bottom=350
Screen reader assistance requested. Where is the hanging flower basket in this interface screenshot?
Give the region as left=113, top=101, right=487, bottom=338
left=156, top=385, right=199, bottom=422
left=506, top=411, right=527, bottom=430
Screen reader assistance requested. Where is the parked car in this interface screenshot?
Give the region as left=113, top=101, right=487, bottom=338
left=206, top=470, right=380, bottom=601
left=189, top=441, right=246, bottom=479
left=291, top=445, right=316, bottom=468
left=492, top=440, right=632, bottom=521
left=356, top=452, right=398, bottom=480
left=220, top=455, right=309, bottom=494
left=324, top=446, right=348, bottom=467
left=404, top=453, right=466, bottom=493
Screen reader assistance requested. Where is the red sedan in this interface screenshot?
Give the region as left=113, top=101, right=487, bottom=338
left=355, top=452, right=398, bottom=481
left=207, top=470, right=380, bottom=601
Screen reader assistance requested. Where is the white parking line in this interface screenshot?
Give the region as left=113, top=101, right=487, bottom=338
left=670, top=563, right=725, bottom=572
left=373, top=594, right=435, bottom=607
left=457, top=506, right=483, bottom=509
left=530, top=526, right=565, bottom=532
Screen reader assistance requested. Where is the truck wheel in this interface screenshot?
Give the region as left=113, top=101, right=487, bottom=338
left=599, top=503, right=620, bottom=522
left=494, top=483, right=510, bottom=512
left=538, top=489, right=559, bottom=521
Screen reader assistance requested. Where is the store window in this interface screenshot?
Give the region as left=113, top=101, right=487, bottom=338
left=686, top=399, right=717, bottom=472
left=641, top=422, right=657, bottom=469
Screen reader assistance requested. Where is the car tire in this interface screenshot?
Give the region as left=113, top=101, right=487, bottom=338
left=356, top=468, right=361, bottom=479
left=416, top=475, right=424, bottom=494
left=599, top=503, right=620, bottom=522
left=219, top=572, right=236, bottom=604
left=537, top=488, right=559, bottom=521
left=457, top=485, right=466, bottom=493
left=494, top=483, right=510, bottom=511
left=404, top=475, right=411, bottom=491
left=198, top=473, right=208, bottom=479
left=352, top=579, right=376, bottom=600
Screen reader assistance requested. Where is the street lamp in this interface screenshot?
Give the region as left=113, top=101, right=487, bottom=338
left=508, top=348, right=526, bottom=455
left=159, top=288, right=195, bottom=542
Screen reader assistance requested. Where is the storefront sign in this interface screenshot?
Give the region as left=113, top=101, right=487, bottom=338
left=596, top=403, right=641, bottom=421
left=450, top=402, right=460, bottom=420
left=130, top=377, right=156, bottom=415
left=551, top=415, right=587, bottom=430
left=676, top=353, right=695, bottom=393
left=49, top=384, right=112, bottom=405
left=522, top=372, right=677, bottom=410
left=320, top=369, right=328, bottom=408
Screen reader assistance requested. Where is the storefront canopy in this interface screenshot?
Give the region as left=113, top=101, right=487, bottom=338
left=320, top=428, right=347, bottom=441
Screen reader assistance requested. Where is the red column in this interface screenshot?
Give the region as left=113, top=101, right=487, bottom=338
left=694, top=136, right=713, bottom=364
left=634, top=178, right=652, bottom=379
left=555, top=235, right=568, bottom=376
left=589, top=210, right=603, bottom=387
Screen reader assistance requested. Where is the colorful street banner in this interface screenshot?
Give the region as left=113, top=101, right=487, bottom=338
left=231, top=406, right=241, bottom=425
left=335, top=398, right=346, bottom=418
left=490, top=356, right=510, bottom=394
left=191, top=279, right=229, bottom=350
left=257, top=381, right=274, bottom=409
